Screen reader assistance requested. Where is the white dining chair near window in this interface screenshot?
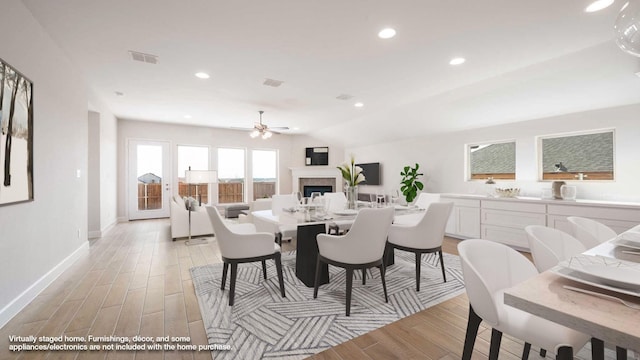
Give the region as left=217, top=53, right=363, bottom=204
left=458, top=239, right=590, bottom=360
left=413, top=192, right=440, bottom=210
left=313, top=207, right=394, bottom=316
left=567, top=216, right=617, bottom=250
left=271, top=194, right=299, bottom=244
left=323, top=192, right=353, bottom=234
left=386, top=202, right=453, bottom=291
left=524, top=225, right=586, bottom=273
left=206, top=206, right=285, bottom=306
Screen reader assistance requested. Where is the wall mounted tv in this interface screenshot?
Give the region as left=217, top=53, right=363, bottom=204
left=356, top=162, right=381, bottom=185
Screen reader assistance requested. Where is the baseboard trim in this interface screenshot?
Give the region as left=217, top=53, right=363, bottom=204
left=117, top=216, right=127, bottom=223
left=88, top=230, right=101, bottom=239
left=0, top=241, right=90, bottom=329
left=88, top=219, right=117, bottom=239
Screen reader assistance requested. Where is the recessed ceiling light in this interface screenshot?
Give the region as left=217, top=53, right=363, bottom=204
left=354, top=102, right=364, bottom=108
left=183, top=115, right=192, bottom=119
left=585, top=0, right=614, bottom=12
left=449, top=57, right=466, bottom=65
left=378, top=28, right=396, bottom=39
left=195, top=72, right=210, bottom=79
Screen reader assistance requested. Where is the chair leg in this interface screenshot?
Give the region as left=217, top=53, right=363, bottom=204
left=540, top=349, right=547, bottom=357
left=345, top=268, right=353, bottom=316
left=221, top=262, right=229, bottom=290
left=274, top=253, right=285, bottom=298
left=313, top=257, right=322, bottom=299
left=556, top=346, right=573, bottom=360
left=261, top=260, right=267, bottom=279
left=462, top=305, right=482, bottom=360
left=438, top=250, right=447, bottom=282
left=616, top=347, right=628, bottom=360
left=379, top=263, right=388, bottom=302
left=415, top=252, right=421, bottom=292
left=591, top=338, right=604, bottom=360
left=362, top=269, right=366, bottom=285
left=229, top=263, right=238, bottom=306
left=522, top=342, right=531, bottom=360
left=489, top=328, right=502, bottom=360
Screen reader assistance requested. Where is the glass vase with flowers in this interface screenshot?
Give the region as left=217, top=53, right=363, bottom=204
left=337, top=155, right=366, bottom=209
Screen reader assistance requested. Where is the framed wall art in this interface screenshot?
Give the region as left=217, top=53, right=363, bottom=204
left=1, top=58, right=34, bottom=206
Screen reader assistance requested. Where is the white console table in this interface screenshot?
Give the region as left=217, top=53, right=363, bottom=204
left=440, top=194, right=640, bottom=251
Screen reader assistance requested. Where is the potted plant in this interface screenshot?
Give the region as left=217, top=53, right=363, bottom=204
left=337, top=155, right=366, bottom=209
left=400, top=163, right=424, bottom=204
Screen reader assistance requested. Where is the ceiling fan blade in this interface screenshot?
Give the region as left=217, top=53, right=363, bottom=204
left=230, top=126, right=253, bottom=131
left=269, top=126, right=289, bottom=130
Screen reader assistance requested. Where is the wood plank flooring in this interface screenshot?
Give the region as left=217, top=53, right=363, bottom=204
left=0, top=218, right=544, bottom=360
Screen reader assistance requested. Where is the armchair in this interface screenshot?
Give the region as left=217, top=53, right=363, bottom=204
left=170, top=195, right=213, bottom=240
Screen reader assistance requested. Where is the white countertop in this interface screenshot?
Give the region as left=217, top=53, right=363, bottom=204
left=439, top=193, right=640, bottom=209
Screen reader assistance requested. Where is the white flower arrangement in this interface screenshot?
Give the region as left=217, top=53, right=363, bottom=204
left=337, top=155, right=366, bottom=186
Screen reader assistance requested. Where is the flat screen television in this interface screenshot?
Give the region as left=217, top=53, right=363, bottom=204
left=356, top=162, right=381, bottom=185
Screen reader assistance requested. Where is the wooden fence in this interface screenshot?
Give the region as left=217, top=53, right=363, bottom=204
left=141, top=181, right=277, bottom=207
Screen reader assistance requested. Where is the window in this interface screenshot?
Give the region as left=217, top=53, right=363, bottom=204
left=467, top=141, right=516, bottom=180
left=177, top=145, right=210, bottom=203
left=218, top=148, right=245, bottom=203
left=252, top=149, right=277, bottom=200
left=539, top=129, right=614, bottom=181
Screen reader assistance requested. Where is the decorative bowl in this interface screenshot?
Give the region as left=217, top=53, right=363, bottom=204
left=494, top=188, right=520, bottom=198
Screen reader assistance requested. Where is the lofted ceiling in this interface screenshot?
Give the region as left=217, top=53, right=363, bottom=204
left=22, top=0, right=640, bottom=147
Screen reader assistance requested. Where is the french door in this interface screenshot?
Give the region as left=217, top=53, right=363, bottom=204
left=128, top=139, right=171, bottom=220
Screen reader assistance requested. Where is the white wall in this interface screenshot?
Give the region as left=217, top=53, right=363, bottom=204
left=347, top=104, right=640, bottom=203
left=0, top=2, right=89, bottom=326
left=88, top=111, right=101, bottom=236
left=117, top=120, right=310, bottom=219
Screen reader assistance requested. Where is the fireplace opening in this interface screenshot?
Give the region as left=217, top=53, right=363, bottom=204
left=303, top=185, right=333, bottom=197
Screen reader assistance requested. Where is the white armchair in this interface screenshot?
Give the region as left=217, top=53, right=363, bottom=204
left=458, top=239, right=590, bottom=360
left=387, top=202, right=453, bottom=291
left=206, top=206, right=285, bottom=306
left=524, top=225, right=586, bottom=273
left=567, top=216, right=617, bottom=249
left=170, top=195, right=213, bottom=240
left=313, top=207, right=395, bottom=316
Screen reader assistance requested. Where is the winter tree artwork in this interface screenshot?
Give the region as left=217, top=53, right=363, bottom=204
left=0, top=58, right=33, bottom=206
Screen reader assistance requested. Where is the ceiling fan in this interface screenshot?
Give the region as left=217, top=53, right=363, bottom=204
left=246, top=110, right=289, bottom=139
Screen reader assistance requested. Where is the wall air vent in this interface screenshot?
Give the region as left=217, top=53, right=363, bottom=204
left=263, top=78, right=284, bottom=87
left=336, top=94, right=353, bottom=100
left=129, top=50, right=158, bottom=64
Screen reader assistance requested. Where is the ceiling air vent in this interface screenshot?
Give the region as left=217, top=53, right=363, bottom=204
left=129, top=50, right=158, bottom=64
left=263, top=78, right=284, bottom=87
left=336, top=94, right=354, bottom=100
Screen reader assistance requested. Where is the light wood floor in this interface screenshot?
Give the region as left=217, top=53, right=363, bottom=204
left=0, top=218, right=540, bottom=360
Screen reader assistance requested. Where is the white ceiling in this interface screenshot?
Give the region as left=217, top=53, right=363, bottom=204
left=22, top=0, right=640, bottom=147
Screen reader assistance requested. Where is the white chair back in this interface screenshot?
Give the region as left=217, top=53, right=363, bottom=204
left=206, top=206, right=273, bottom=258
left=320, top=207, right=394, bottom=264
left=414, top=192, right=440, bottom=209
left=458, top=239, right=538, bottom=326
left=271, top=194, right=297, bottom=215
left=567, top=216, right=617, bottom=249
left=525, top=225, right=586, bottom=273
left=395, top=202, right=453, bottom=249
left=252, top=198, right=273, bottom=211
left=324, top=192, right=347, bottom=211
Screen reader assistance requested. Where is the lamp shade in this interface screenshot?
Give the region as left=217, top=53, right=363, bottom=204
left=185, top=170, right=218, bottom=184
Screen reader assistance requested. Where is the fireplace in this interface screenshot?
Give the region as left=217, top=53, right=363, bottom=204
left=290, top=166, right=342, bottom=194
left=303, top=185, right=333, bottom=197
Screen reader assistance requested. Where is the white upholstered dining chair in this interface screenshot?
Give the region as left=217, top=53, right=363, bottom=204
left=413, top=192, right=440, bottom=209
left=323, top=192, right=353, bottom=234
left=271, top=194, right=299, bottom=244
left=458, top=239, right=590, bottom=360
left=206, top=206, right=285, bottom=306
left=386, top=202, right=453, bottom=291
left=313, top=207, right=394, bottom=316
left=567, top=216, right=617, bottom=249
left=524, top=225, right=586, bottom=273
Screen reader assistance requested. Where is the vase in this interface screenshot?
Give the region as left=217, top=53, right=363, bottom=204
left=346, top=185, right=358, bottom=210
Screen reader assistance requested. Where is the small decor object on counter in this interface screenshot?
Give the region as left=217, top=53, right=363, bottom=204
left=560, top=185, right=577, bottom=200
left=485, top=177, right=496, bottom=197
left=494, top=188, right=520, bottom=198
left=552, top=181, right=566, bottom=199
left=337, top=155, right=366, bottom=209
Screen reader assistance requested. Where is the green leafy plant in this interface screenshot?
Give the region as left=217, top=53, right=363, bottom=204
left=400, top=163, right=424, bottom=204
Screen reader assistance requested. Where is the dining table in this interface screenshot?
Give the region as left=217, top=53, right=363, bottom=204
left=251, top=205, right=426, bottom=287
left=503, top=231, right=640, bottom=353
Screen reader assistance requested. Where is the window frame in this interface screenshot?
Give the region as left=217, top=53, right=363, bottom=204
left=466, top=139, right=517, bottom=181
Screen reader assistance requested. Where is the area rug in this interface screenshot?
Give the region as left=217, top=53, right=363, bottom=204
left=190, top=251, right=466, bottom=360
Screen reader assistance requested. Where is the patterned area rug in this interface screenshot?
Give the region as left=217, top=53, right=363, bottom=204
left=190, top=251, right=466, bottom=360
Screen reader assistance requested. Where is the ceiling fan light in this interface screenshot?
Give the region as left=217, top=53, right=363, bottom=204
left=262, top=131, right=273, bottom=139
left=250, top=130, right=260, bottom=138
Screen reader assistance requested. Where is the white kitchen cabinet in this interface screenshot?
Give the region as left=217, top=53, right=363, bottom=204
left=441, top=197, right=481, bottom=239
left=547, top=203, right=640, bottom=235
left=480, top=200, right=546, bottom=250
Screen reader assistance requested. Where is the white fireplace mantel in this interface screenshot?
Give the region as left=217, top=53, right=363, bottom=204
left=290, top=166, right=343, bottom=192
